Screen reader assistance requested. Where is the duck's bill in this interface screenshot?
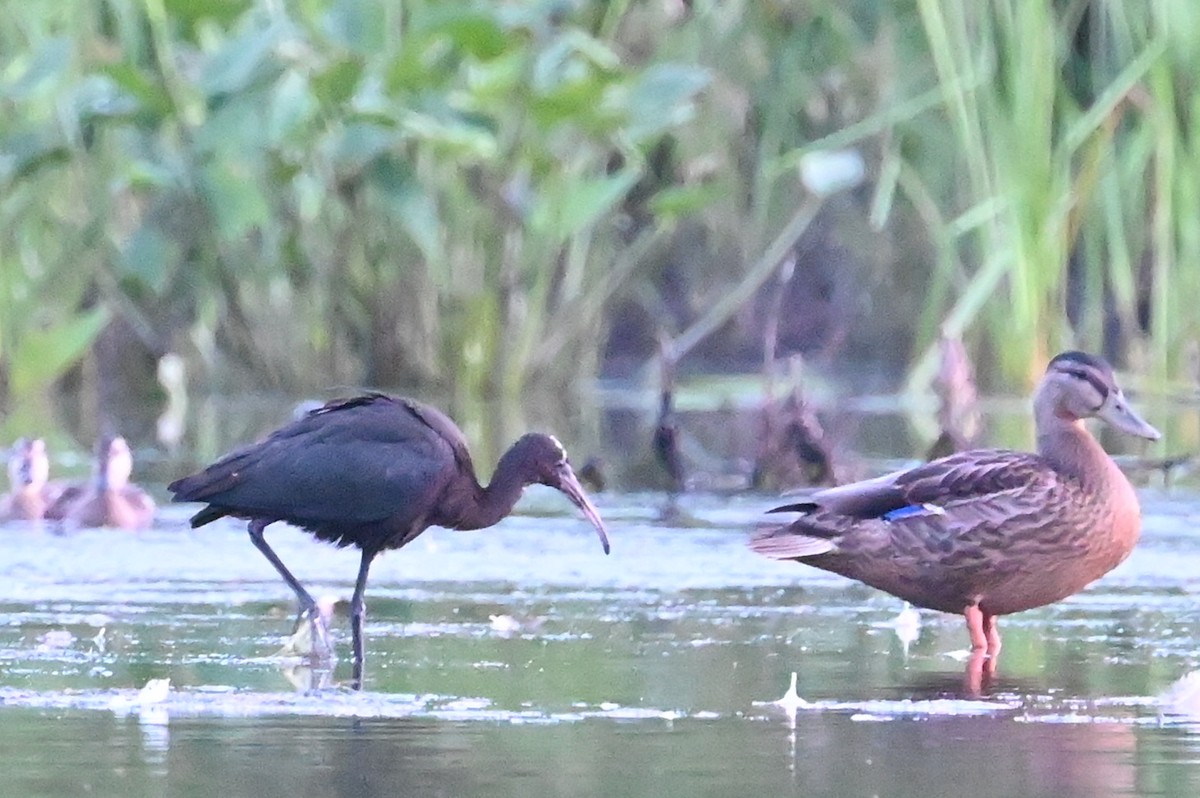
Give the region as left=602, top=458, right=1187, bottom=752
left=1098, top=389, right=1161, bottom=441
left=553, top=465, right=611, bottom=554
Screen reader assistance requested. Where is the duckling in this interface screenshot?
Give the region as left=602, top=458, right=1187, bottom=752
left=48, top=436, right=156, bottom=530
left=0, top=438, right=53, bottom=522
left=752, top=352, right=1159, bottom=665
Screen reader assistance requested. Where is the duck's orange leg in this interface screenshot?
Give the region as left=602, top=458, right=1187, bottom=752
left=963, top=606, right=1001, bottom=695
left=964, top=604, right=987, bottom=651
left=983, top=612, right=1001, bottom=657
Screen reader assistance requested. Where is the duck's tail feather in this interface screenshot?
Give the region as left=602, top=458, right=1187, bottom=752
left=749, top=524, right=838, bottom=559
left=766, top=501, right=818, bottom=515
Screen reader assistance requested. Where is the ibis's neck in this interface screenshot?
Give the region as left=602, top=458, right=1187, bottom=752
left=451, top=447, right=530, bottom=531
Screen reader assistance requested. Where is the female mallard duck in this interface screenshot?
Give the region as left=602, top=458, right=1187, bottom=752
left=750, top=351, right=1160, bottom=657
left=1, top=438, right=54, bottom=522
left=48, top=436, right=156, bottom=530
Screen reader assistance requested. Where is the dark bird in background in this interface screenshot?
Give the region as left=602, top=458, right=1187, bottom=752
left=575, top=456, right=608, bottom=493
left=652, top=336, right=685, bottom=492
left=752, top=357, right=836, bottom=491
left=168, top=394, right=610, bottom=689
left=1, top=438, right=53, bottom=522
left=927, top=331, right=981, bottom=460
left=751, top=352, right=1158, bottom=691
left=47, top=436, right=156, bottom=530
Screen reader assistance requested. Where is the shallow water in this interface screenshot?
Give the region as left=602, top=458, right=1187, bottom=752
left=2, top=489, right=1200, bottom=797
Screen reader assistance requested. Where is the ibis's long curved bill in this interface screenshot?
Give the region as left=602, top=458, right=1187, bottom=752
left=552, top=464, right=611, bottom=554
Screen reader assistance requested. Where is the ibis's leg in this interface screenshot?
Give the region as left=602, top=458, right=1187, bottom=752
left=248, top=519, right=318, bottom=612
left=349, top=548, right=377, bottom=690
left=247, top=519, right=332, bottom=658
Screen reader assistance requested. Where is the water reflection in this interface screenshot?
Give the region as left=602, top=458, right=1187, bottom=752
left=1, top=708, right=1195, bottom=798
left=1, top=489, right=1200, bottom=794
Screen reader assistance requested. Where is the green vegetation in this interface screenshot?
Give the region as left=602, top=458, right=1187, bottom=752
left=2, top=1, right=1197, bottom=447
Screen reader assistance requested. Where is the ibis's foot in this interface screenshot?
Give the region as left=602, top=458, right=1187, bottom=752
left=280, top=659, right=335, bottom=693
left=279, top=604, right=335, bottom=661
left=303, top=605, right=335, bottom=661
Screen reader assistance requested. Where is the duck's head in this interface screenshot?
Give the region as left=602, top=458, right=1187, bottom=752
left=7, top=438, right=49, bottom=490
left=1038, top=351, right=1160, bottom=440
left=95, top=436, right=134, bottom=491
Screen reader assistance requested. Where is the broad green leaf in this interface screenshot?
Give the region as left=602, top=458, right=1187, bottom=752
left=164, top=0, right=253, bottom=31
left=323, top=0, right=386, bottom=55
left=0, top=129, right=69, bottom=185
left=193, top=93, right=270, bottom=156
left=368, top=155, right=443, bottom=263
left=311, top=56, right=364, bottom=107
left=648, top=181, right=729, bottom=217
left=122, top=159, right=178, bottom=190
left=531, top=168, right=640, bottom=239
left=324, top=123, right=395, bottom=176
left=622, top=63, right=709, bottom=142
left=268, top=71, right=317, bottom=145
left=201, top=22, right=285, bottom=97
left=416, top=7, right=510, bottom=60
left=4, top=37, right=71, bottom=101
left=200, top=158, right=271, bottom=241
left=103, top=62, right=173, bottom=120
left=399, top=106, right=497, bottom=159
left=72, top=75, right=140, bottom=124
left=10, top=307, right=111, bottom=394
left=120, top=224, right=180, bottom=294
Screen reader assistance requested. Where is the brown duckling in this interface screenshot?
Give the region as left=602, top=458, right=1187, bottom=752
left=0, top=438, right=54, bottom=522
left=48, top=436, right=156, bottom=530
left=751, top=351, right=1159, bottom=666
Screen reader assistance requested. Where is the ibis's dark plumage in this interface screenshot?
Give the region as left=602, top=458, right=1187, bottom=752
left=169, top=393, right=609, bottom=688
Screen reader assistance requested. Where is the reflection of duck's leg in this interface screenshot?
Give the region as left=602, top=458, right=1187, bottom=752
left=962, top=650, right=997, bottom=696
left=964, top=650, right=985, bottom=695
left=983, top=612, right=1002, bottom=657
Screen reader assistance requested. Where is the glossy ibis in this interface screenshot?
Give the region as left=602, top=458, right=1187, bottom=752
left=48, top=436, right=156, bottom=530
left=1, top=438, right=53, bottom=522
left=751, top=352, right=1159, bottom=691
left=168, top=393, right=610, bottom=688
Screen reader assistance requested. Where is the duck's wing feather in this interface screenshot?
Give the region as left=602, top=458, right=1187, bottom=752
left=768, top=449, right=1049, bottom=519
left=753, top=450, right=1071, bottom=560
